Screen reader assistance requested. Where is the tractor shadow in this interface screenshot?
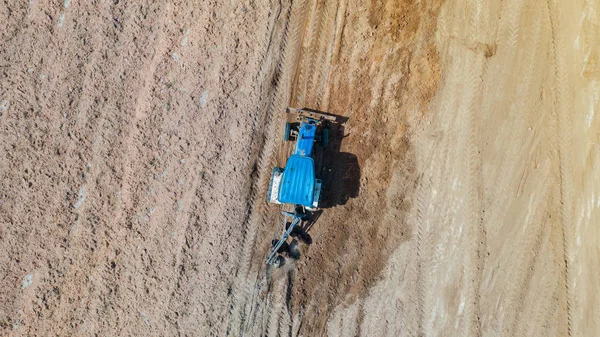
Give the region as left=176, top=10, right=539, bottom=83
left=312, top=110, right=360, bottom=209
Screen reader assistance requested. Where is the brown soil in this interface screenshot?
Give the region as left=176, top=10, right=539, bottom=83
left=1, top=0, right=598, bottom=336
left=284, top=1, right=445, bottom=334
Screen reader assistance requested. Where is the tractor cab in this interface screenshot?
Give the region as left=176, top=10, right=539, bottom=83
left=276, top=155, right=318, bottom=207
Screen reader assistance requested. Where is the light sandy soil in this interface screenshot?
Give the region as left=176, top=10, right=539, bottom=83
left=1, top=0, right=599, bottom=336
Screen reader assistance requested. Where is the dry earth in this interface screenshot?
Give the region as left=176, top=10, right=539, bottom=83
left=0, top=0, right=599, bottom=336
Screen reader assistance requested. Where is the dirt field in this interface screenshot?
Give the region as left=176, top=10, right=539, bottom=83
left=1, top=0, right=598, bottom=336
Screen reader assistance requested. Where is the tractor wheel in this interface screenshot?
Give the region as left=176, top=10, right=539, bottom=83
left=283, top=122, right=292, bottom=141
left=274, top=255, right=285, bottom=268
left=321, top=128, right=329, bottom=147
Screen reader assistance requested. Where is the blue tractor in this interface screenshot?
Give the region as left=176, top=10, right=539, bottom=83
left=266, top=107, right=336, bottom=266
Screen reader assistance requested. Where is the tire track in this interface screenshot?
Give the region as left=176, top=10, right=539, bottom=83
left=465, top=49, right=485, bottom=337
left=415, top=37, right=462, bottom=335
left=291, top=0, right=318, bottom=105
left=231, top=0, right=347, bottom=334
left=111, top=2, right=171, bottom=227
left=507, top=186, right=552, bottom=336
left=467, top=0, right=484, bottom=46
left=482, top=2, right=553, bottom=332
left=310, top=0, right=335, bottom=108
left=290, top=0, right=310, bottom=107
left=233, top=4, right=291, bottom=287
left=293, top=0, right=339, bottom=109
left=297, top=0, right=324, bottom=106
left=503, top=0, right=524, bottom=49
left=447, top=44, right=482, bottom=337
left=44, top=0, right=117, bottom=332
left=289, top=0, right=341, bottom=115
left=305, top=0, right=328, bottom=102
left=321, top=0, right=347, bottom=111
left=514, top=202, right=555, bottom=336
left=225, top=0, right=309, bottom=334
left=546, top=0, right=574, bottom=335
left=59, top=0, right=114, bottom=179
left=416, top=40, right=464, bottom=336
left=413, top=173, right=432, bottom=337
left=266, top=278, right=288, bottom=336
left=483, top=0, right=545, bottom=249
left=410, top=25, right=468, bottom=336
left=255, top=1, right=346, bottom=333
left=408, top=122, right=436, bottom=336
left=480, top=0, right=544, bottom=237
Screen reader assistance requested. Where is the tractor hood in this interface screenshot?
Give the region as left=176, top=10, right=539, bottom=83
left=294, top=122, right=316, bottom=157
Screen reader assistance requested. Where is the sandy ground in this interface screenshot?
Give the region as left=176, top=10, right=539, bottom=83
left=1, top=0, right=599, bottom=336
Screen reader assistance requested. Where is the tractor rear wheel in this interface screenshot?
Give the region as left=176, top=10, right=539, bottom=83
left=283, top=122, right=292, bottom=141
left=321, top=128, right=329, bottom=147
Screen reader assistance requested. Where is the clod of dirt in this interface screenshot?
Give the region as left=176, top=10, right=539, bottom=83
left=0, top=100, right=9, bottom=113
left=21, top=274, right=33, bottom=290
left=140, top=312, right=150, bottom=327
left=73, top=186, right=86, bottom=209
left=200, top=90, right=209, bottom=108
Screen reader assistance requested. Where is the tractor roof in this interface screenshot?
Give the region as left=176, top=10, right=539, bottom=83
left=278, top=155, right=315, bottom=207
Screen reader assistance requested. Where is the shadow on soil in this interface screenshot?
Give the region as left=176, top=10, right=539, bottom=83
left=292, top=108, right=359, bottom=242
left=312, top=109, right=359, bottom=209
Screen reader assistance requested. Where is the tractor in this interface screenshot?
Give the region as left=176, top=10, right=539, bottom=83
left=265, top=107, right=337, bottom=267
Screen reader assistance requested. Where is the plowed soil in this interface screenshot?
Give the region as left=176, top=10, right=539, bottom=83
left=1, top=0, right=599, bottom=336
